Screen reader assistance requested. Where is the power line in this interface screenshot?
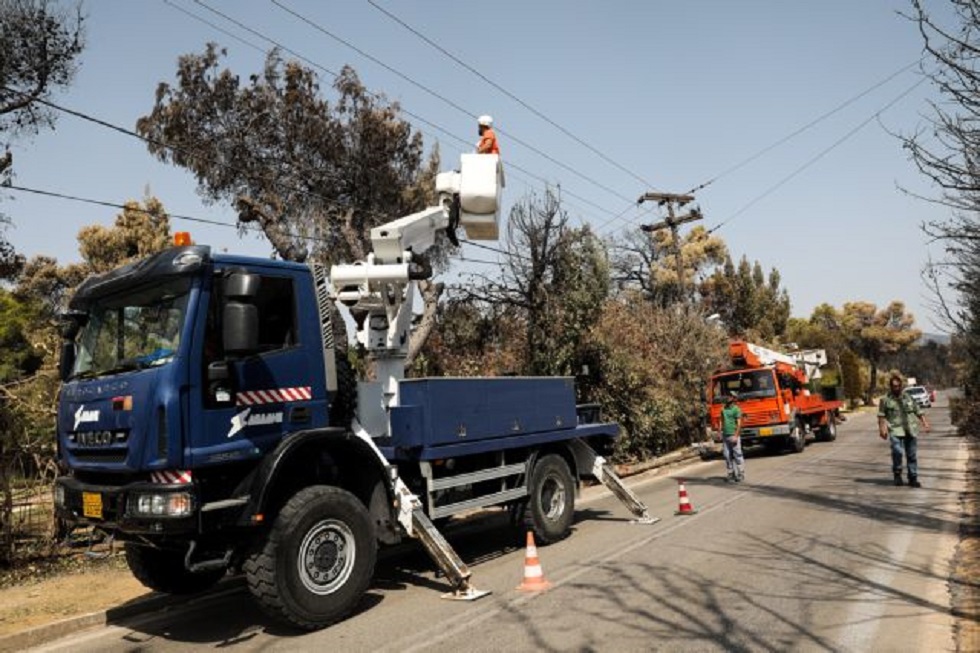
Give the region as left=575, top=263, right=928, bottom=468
left=686, top=59, right=923, bottom=196
left=188, top=1, right=467, bottom=152
left=592, top=201, right=658, bottom=238
left=7, top=184, right=244, bottom=231
left=6, top=183, right=539, bottom=266
left=163, top=0, right=264, bottom=53
left=1, top=84, right=413, bottom=229
left=5, top=71, right=614, bottom=269
left=454, top=255, right=504, bottom=266
left=181, top=0, right=634, bottom=228
left=709, top=77, right=927, bottom=234
left=9, top=63, right=612, bottom=243
left=177, top=0, right=615, bottom=224
left=364, top=0, right=658, bottom=192
left=267, top=0, right=637, bottom=205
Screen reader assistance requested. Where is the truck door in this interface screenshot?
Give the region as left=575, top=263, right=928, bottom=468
left=188, top=270, right=324, bottom=467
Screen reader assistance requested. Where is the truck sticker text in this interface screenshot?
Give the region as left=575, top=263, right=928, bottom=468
left=227, top=408, right=284, bottom=438
left=74, top=405, right=100, bottom=430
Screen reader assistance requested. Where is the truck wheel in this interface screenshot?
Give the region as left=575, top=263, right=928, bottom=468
left=244, top=485, right=376, bottom=631
left=523, top=454, right=575, bottom=544
left=818, top=412, right=837, bottom=442
left=124, top=543, right=225, bottom=595
left=787, top=424, right=805, bottom=454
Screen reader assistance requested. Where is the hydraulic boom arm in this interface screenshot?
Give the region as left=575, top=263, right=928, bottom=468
left=329, top=154, right=504, bottom=420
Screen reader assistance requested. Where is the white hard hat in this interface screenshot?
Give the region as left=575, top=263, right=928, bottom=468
left=477, top=114, right=493, bottom=126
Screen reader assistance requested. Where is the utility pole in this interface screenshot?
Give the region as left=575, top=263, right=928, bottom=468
left=637, top=192, right=703, bottom=302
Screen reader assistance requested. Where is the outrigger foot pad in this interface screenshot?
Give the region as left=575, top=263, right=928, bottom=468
left=631, top=514, right=661, bottom=525
left=441, top=585, right=492, bottom=601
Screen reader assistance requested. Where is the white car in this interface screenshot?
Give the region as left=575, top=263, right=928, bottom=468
left=903, top=385, right=932, bottom=408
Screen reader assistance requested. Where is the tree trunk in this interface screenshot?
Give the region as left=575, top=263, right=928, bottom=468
left=864, top=362, right=879, bottom=406
left=406, top=280, right=443, bottom=368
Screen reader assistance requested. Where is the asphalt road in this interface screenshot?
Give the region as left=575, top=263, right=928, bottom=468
left=31, top=397, right=964, bottom=652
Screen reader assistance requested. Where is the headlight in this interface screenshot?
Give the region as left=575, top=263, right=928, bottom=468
left=129, top=491, right=194, bottom=517
left=53, top=484, right=65, bottom=508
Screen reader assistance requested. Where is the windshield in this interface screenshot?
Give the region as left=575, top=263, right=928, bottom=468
left=71, top=277, right=192, bottom=379
left=711, top=370, right=778, bottom=403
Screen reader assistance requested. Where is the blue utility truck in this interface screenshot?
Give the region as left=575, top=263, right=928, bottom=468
left=53, top=154, right=655, bottom=630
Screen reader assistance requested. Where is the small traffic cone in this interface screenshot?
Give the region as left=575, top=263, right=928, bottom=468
left=675, top=478, right=699, bottom=516
left=517, top=531, right=551, bottom=591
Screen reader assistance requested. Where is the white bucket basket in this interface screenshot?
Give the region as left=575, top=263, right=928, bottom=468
left=457, top=153, right=503, bottom=240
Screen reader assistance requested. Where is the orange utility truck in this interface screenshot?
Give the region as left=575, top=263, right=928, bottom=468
left=707, top=340, right=842, bottom=453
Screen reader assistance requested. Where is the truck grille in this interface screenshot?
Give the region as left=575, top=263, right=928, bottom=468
left=742, top=412, right=778, bottom=427
left=66, top=430, right=130, bottom=465
left=69, top=448, right=128, bottom=464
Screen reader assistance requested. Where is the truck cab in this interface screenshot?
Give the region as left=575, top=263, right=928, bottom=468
left=706, top=340, right=841, bottom=453
left=708, top=366, right=792, bottom=447
left=55, top=244, right=344, bottom=532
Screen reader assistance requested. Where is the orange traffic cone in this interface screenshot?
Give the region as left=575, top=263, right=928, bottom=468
left=675, top=478, right=698, bottom=515
left=517, top=531, right=551, bottom=591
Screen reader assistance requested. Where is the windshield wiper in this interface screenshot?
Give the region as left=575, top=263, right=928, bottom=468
left=70, top=358, right=146, bottom=380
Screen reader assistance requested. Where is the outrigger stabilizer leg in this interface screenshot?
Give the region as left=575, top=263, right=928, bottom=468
left=569, top=438, right=660, bottom=525
left=393, top=476, right=491, bottom=600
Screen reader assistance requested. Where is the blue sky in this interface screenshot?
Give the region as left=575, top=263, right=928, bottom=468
left=3, top=0, right=958, bottom=331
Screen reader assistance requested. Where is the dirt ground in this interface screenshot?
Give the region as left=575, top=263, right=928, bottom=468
left=0, top=435, right=978, bottom=649
left=0, top=553, right=148, bottom=637
left=952, top=430, right=980, bottom=652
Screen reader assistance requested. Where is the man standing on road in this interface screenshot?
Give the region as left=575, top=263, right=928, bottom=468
left=721, top=393, right=745, bottom=483
left=878, top=374, right=930, bottom=487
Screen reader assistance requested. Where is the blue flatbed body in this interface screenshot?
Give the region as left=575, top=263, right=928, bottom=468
left=381, top=377, right=619, bottom=461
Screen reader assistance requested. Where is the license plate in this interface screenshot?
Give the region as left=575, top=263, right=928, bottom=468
left=759, top=427, right=773, bottom=436
left=82, top=492, right=103, bottom=519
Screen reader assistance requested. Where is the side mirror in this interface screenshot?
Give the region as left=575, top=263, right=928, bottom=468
left=223, top=303, right=258, bottom=354
left=225, top=271, right=260, bottom=298
left=56, top=311, right=86, bottom=381
left=222, top=272, right=260, bottom=355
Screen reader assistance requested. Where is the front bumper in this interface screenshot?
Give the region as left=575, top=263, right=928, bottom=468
left=55, top=476, right=198, bottom=535
left=712, top=423, right=791, bottom=445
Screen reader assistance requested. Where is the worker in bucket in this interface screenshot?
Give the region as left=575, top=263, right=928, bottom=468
left=721, top=392, right=745, bottom=483
left=476, top=115, right=500, bottom=154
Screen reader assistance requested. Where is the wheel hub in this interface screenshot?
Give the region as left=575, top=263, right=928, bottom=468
left=298, top=519, right=355, bottom=595
left=542, top=477, right=567, bottom=520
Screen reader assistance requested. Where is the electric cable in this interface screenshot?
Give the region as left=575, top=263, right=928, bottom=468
left=268, top=0, right=637, bottom=205
left=364, top=0, right=659, bottom=191
left=709, top=77, right=927, bottom=234
left=0, top=84, right=416, bottom=229
left=8, top=184, right=248, bottom=231
left=686, top=59, right=923, bottom=195
left=177, top=0, right=631, bottom=228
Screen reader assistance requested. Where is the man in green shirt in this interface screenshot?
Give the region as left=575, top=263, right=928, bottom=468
left=721, top=393, right=745, bottom=483
left=878, top=374, right=931, bottom=487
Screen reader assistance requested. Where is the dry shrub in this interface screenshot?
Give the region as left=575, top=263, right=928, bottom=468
left=582, top=294, right=726, bottom=463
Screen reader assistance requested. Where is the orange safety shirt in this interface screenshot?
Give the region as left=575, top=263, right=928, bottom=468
left=477, top=127, right=500, bottom=155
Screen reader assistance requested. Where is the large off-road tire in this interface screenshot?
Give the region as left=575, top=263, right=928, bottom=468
left=244, top=486, right=376, bottom=631
left=522, top=454, right=576, bottom=545
left=124, top=543, right=225, bottom=595
left=818, top=411, right=838, bottom=442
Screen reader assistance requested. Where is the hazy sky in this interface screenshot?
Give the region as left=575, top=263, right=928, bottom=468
left=3, top=0, right=960, bottom=331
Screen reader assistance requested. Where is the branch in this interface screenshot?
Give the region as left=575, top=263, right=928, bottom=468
left=236, top=195, right=308, bottom=262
